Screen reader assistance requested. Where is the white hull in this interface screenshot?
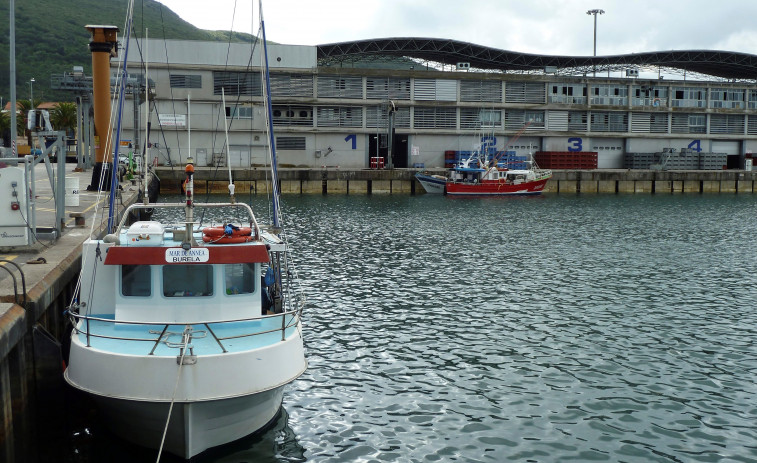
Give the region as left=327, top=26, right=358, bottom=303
left=415, top=173, right=446, bottom=194
left=93, top=387, right=284, bottom=458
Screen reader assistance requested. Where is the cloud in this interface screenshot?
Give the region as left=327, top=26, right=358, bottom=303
left=157, top=0, right=757, bottom=55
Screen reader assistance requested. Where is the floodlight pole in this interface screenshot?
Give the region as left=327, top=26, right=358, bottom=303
left=587, top=9, right=605, bottom=77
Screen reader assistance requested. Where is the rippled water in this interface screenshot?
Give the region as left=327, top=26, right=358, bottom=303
left=53, top=194, right=757, bottom=462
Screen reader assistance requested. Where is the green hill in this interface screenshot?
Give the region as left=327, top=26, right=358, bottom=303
left=0, top=0, right=255, bottom=101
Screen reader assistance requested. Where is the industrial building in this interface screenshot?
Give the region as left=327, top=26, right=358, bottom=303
left=113, top=37, right=757, bottom=171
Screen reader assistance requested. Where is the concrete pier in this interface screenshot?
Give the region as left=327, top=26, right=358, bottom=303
left=155, top=167, right=756, bottom=195
left=0, top=163, right=147, bottom=462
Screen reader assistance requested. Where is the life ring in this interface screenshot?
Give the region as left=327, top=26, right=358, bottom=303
left=202, top=225, right=253, bottom=244
left=653, top=98, right=661, bottom=107
left=202, top=234, right=253, bottom=244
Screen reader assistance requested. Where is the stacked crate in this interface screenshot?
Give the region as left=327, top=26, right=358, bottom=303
left=699, top=153, right=727, bottom=170
left=533, top=152, right=598, bottom=169
left=496, top=151, right=528, bottom=170
left=665, top=150, right=700, bottom=169
left=444, top=150, right=456, bottom=167
left=624, top=153, right=656, bottom=169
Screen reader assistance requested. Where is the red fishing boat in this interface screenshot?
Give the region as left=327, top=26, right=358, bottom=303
left=445, top=161, right=552, bottom=196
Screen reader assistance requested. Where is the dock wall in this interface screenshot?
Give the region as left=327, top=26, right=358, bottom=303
left=156, top=167, right=757, bottom=195
left=0, top=182, right=147, bottom=462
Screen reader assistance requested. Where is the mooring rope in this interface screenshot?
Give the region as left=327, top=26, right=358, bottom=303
left=155, top=327, right=191, bottom=462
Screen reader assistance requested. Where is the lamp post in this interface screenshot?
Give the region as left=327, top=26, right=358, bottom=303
left=29, top=77, right=35, bottom=108
left=586, top=9, right=604, bottom=77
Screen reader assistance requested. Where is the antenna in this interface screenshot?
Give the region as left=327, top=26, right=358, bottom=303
left=221, top=87, right=236, bottom=203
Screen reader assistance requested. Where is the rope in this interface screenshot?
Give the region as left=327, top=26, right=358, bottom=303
left=155, top=327, right=190, bottom=462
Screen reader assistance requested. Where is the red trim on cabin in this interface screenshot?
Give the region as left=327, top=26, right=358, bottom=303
left=103, top=245, right=270, bottom=265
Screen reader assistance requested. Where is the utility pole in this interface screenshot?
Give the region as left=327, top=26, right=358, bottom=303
left=9, top=0, right=16, bottom=156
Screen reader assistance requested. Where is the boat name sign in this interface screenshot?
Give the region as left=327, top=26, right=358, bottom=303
left=165, top=248, right=210, bottom=263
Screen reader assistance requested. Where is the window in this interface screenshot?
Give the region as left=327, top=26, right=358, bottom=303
left=122, top=265, right=151, bottom=297
left=163, top=265, right=213, bottom=297
left=225, top=263, right=256, bottom=295
left=225, top=106, right=253, bottom=119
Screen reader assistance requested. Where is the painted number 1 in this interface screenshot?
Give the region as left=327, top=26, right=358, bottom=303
left=345, top=134, right=357, bottom=150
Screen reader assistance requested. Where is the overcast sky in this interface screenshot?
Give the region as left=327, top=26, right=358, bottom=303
left=156, top=0, right=757, bottom=56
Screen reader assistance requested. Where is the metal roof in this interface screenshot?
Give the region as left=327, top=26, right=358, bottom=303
left=317, top=38, right=757, bottom=81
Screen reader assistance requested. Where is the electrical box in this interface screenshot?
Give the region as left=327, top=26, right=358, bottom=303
left=0, top=166, right=30, bottom=246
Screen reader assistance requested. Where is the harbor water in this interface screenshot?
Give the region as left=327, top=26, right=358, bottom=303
left=39, top=194, right=757, bottom=462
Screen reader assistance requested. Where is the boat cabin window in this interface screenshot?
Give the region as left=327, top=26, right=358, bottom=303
left=163, top=265, right=214, bottom=297
left=121, top=265, right=151, bottom=297
left=225, top=263, right=256, bottom=295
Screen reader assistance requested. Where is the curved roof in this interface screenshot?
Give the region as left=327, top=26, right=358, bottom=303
left=317, top=38, right=757, bottom=81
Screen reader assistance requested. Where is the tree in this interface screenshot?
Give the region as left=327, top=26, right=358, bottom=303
left=0, top=111, right=9, bottom=147
left=50, top=102, right=77, bottom=136
left=16, top=99, right=31, bottom=136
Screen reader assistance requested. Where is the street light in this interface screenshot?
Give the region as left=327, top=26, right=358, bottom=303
left=586, top=9, right=605, bottom=76
left=29, top=77, right=35, bottom=108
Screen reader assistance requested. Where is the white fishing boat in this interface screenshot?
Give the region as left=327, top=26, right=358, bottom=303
left=414, top=171, right=447, bottom=194
left=64, top=3, right=306, bottom=459
left=65, top=197, right=306, bottom=458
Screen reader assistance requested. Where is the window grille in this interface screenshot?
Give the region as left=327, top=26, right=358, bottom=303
left=366, top=106, right=410, bottom=128
left=568, top=111, right=588, bottom=131
left=316, top=106, right=363, bottom=127
left=631, top=112, right=668, bottom=133
left=590, top=112, right=628, bottom=132
left=317, top=75, right=363, bottom=99
left=170, top=74, right=202, bottom=89
left=213, top=71, right=262, bottom=96
left=505, top=110, right=545, bottom=130
left=460, top=108, right=502, bottom=129
left=671, top=113, right=706, bottom=133
left=710, top=114, right=744, bottom=134
left=414, top=79, right=457, bottom=101
left=505, top=82, right=545, bottom=103
left=366, top=77, right=411, bottom=100
left=276, top=137, right=306, bottom=150
left=413, top=106, right=456, bottom=129
left=269, top=73, right=313, bottom=97
left=547, top=111, right=569, bottom=131
left=460, top=80, right=502, bottom=102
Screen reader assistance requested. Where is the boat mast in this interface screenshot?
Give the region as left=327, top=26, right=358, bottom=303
left=260, top=0, right=281, bottom=228
left=143, top=28, right=149, bottom=204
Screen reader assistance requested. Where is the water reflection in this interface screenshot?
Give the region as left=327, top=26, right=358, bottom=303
left=63, top=401, right=304, bottom=463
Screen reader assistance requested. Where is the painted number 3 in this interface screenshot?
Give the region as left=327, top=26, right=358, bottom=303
left=567, top=137, right=583, bottom=152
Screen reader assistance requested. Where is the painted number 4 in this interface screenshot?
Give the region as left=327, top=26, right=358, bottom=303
left=688, top=140, right=702, bottom=152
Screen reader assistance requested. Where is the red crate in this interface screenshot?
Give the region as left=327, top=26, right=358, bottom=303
left=534, top=152, right=597, bottom=169
left=370, top=157, right=385, bottom=169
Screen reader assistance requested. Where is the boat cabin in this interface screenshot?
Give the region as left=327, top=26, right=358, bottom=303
left=79, top=220, right=272, bottom=324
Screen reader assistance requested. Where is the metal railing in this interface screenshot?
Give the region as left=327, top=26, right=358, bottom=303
left=113, top=202, right=262, bottom=241
left=67, top=305, right=303, bottom=354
